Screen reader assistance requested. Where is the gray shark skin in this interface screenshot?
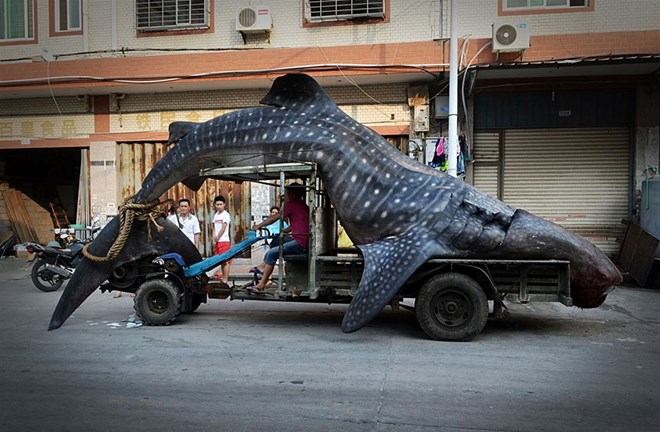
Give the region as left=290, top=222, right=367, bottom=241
left=49, top=73, right=622, bottom=331
left=48, top=216, right=201, bottom=330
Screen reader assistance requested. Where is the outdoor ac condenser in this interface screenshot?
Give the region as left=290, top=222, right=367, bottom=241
left=492, top=20, right=530, bottom=52
left=236, top=6, right=272, bottom=32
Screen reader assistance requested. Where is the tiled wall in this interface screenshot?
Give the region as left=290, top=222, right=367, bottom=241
left=3, top=1, right=657, bottom=61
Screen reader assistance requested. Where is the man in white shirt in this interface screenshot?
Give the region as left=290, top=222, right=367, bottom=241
left=167, top=198, right=201, bottom=248
left=212, top=195, right=231, bottom=282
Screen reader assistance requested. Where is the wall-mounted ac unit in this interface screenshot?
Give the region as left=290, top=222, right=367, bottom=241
left=492, top=20, right=530, bottom=52
left=236, top=6, right=272, bottom=32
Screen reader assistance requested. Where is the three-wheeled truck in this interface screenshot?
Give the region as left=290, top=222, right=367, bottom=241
left=104, top=162, right=573, bottom=341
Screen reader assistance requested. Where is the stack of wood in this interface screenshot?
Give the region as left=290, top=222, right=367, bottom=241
left=0, top=182, right=54, bottom=245
left=1, top=188, right=39, bottom=243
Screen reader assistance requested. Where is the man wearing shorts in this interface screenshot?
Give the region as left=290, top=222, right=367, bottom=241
left=212, top=195, right=231, bottom=283
left=250, top=183, right=309, bottom=291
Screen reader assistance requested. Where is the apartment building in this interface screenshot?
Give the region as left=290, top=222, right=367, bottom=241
left=0, top=0, right=658, bottom=255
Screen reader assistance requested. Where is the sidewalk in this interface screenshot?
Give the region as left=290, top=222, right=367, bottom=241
left=0, top=256, right=32, bottom=280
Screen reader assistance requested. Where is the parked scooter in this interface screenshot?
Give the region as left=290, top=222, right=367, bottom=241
left=25, top=218, right=101, bottom=292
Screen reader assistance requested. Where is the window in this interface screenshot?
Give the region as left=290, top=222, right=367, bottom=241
left=305, top=0, right=385, bottom=23
left=504, top=0, right=588, bottom=9
left=136, top=0, right=209, bottom=32
left=55, top=0, right=80, bottom=31
left=1, top=0, right=34, bottom=40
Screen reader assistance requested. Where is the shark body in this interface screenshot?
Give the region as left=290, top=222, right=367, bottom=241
left=49, top=73, right=622, bottom=331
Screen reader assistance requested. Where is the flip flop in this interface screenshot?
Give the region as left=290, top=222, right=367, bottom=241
left=247, top=284, right=265, bottom=293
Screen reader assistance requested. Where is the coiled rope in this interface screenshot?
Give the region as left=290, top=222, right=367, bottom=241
left=82, top=198, right=172, bottom=263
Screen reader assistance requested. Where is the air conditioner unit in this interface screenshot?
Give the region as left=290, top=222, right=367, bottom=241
left=236, top=6, right=272, bottom=32
left=492, top=20, right=530, bottom=52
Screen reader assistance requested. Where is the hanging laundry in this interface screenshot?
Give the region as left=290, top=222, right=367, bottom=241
left=459, top=135, right=470, bottom=161
left=436, top=137, right=444, bottom=156
left=431, top=137, right=446, bottom=166
left=457, top=150, right=465, bottom=175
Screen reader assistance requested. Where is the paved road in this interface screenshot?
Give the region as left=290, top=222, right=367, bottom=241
left=0, top=257, right=658, bottom=432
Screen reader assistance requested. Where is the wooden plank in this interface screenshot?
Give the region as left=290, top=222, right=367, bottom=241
left=19, top=190, right=39, bottom=242
left=0, top=231, right=13, bottom=245
left=1, top=190, right=22, bottom=241
left=1, top=189, right=39, bottom=243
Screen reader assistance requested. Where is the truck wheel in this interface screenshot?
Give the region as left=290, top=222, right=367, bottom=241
left=31, top=259, right=64, bottom=292
left=415, top=272, right=488, bottom=342
left=134, top=279, right=182, bottom=326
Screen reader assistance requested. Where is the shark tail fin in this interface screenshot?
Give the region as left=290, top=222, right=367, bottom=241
left=167, top=121, right=199, bottom=145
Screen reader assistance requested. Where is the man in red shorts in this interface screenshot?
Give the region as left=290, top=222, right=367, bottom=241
left=212, top=195, right=231, bottom=282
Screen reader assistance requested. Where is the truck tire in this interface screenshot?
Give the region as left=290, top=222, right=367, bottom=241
left=134, top=278, right=182, bottom=326
left=31, top=259, right=65, bottom=292
left=415, top=272, right=488, bottom=342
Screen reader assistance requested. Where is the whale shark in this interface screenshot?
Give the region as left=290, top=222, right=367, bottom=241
left=49, top=73, right=622, bottom=331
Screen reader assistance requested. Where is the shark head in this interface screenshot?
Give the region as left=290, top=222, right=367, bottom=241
left=497, top=210, right=622, bottom=308
left=48, top=215, right=202, bottom=330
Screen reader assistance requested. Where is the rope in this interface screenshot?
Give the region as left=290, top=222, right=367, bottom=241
left=83, top=198, right=173, bottom=263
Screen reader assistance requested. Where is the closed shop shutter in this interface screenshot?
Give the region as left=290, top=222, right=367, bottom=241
left=117, top=142, right=250, bottom=257
left=473, top=128, right=629, bottom=255
left=472, top=131, right=501, bottom=199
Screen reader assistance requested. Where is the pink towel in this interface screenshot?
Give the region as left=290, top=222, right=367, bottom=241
left=436, top=137, right=445, bottom=156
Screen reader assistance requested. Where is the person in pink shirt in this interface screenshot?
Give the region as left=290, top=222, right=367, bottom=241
left=250, top=183, right=309, bottom=291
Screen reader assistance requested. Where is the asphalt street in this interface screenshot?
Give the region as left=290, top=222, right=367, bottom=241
left=0, top=257, right=658, bottom=432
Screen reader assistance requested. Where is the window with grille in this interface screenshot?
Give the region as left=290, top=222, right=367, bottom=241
left=504, top=0, right=588, bottom=10
left=305, top=0, right=385, bottom=23
left=1, top=0, right=34, bottom=40
left=55, top=0, right=81, bottom=32
left=136, top=0, right=209, bottom=32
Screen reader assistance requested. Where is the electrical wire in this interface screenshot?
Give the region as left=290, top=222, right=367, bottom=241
left=46, top=61, right=63, bottom=117
left=460, top=40, right=493, bottom=147
left=0, top=62, right=448, bottom=88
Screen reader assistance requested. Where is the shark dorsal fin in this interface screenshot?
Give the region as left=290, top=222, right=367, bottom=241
left=167, top=121, right=199, bottom=146
left=260, top=73, right=336, bottom=110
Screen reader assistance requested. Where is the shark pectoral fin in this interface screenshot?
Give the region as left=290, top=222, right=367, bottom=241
left=181, top=176, right=205, bottom=192
left=341, top=234, right=431, bottom=333
left=167, top=121, right=199, bottom=145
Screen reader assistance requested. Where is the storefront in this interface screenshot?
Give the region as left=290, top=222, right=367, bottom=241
left=471, top=88, right=634, bottom=255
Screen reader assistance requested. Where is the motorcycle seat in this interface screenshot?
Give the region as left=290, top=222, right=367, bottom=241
left=42, top=246, right=78, bottom=256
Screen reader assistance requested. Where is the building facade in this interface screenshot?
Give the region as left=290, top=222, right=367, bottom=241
left=0, top=0, right=658, bottom=256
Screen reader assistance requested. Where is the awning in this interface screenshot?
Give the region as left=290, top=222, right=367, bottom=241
left=473, top=53, right=660, bottom=80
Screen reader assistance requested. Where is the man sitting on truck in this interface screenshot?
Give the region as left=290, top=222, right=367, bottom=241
left=250, top=183, right=309, bottom=291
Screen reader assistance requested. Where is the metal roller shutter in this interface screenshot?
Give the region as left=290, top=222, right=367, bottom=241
left=473, top=128, right=630, bottom=255
left=472, top=131, right=501, bottom=199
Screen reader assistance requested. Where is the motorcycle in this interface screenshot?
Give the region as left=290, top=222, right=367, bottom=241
left=53, top=226, right=77, bottom=248
left=25, top=218, right=101, bottom=292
